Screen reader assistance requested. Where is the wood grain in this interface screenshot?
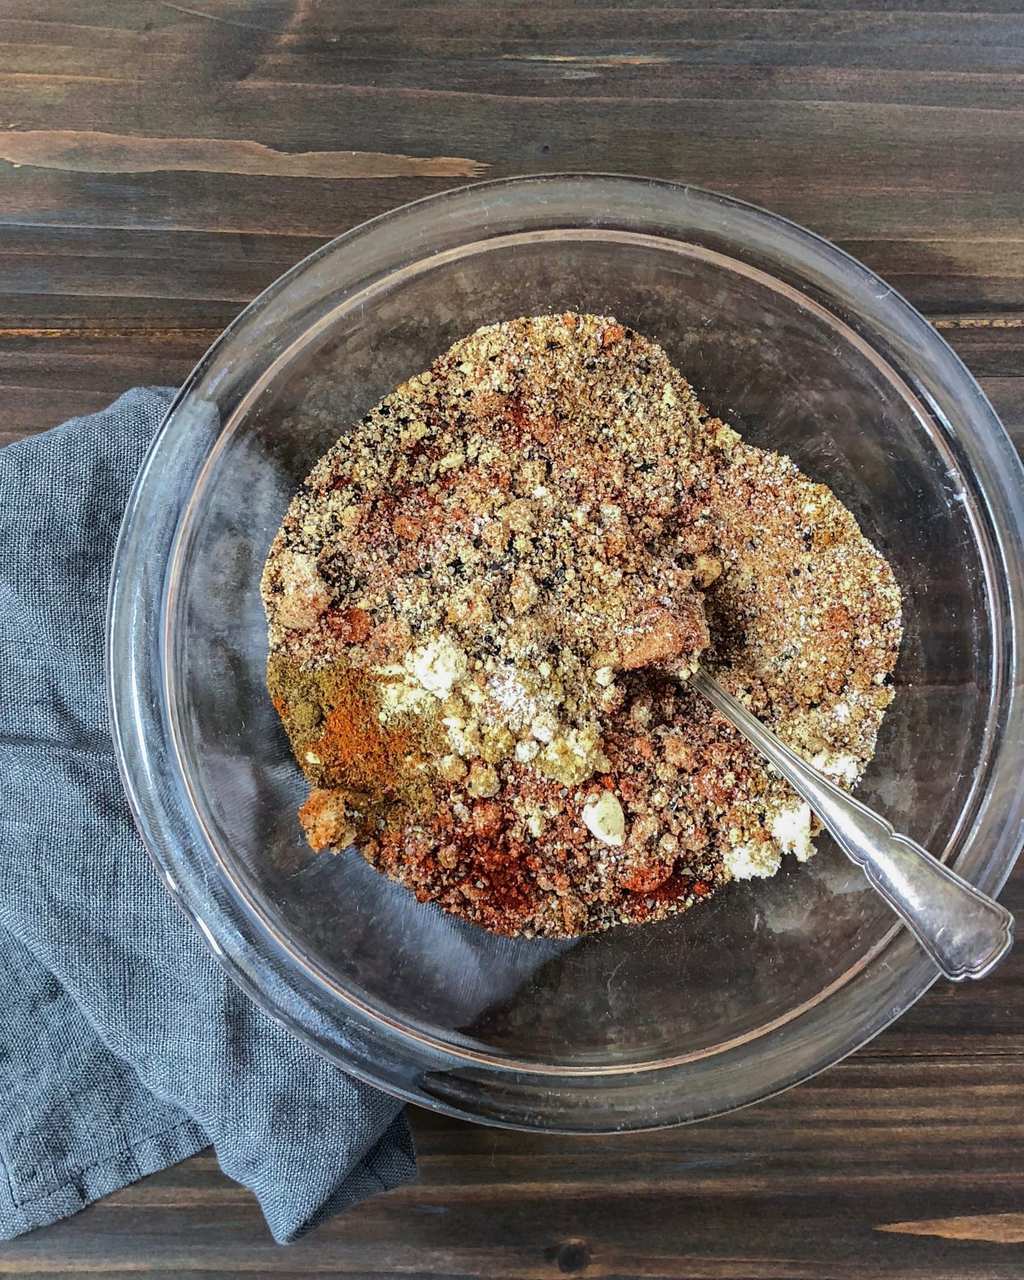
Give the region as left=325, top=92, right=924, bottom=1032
left=2, top=1059, right=1024, bottom=1278
left=0, top=129, right=488, bottom=178
left=878, top=1214, right=1024, bottom=1244
left=0, top=1, right=1022, bottom=1276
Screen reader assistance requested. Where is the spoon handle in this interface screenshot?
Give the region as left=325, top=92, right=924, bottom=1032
left=690, top=668, right=1014, bottom=982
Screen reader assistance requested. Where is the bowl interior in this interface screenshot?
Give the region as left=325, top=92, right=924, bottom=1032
left=168, top=231, right=992, bottom=1069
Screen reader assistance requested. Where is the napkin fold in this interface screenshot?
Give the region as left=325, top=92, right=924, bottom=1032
left=0, top=388, right=415, bottom=1243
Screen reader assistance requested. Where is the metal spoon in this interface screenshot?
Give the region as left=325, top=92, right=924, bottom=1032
left=690, top=667, right=1014, bottom=981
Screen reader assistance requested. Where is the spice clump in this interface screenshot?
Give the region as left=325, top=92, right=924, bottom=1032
left=261, top=314, right=902, bottom=938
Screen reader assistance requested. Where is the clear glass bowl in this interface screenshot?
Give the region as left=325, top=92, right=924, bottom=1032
left=108, top=175, right=1024, bottom=1132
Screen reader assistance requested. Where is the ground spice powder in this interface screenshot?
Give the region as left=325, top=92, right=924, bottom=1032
left=267, top=654, right=441, bottom=845
left=261, top=314, right=903, bottom=938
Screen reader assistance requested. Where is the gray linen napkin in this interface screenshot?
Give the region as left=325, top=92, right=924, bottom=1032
left=0, top=388, right=415, bottom=1242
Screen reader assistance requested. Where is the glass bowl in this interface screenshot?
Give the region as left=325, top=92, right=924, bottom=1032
left=108, top=175, right=1024, bottom=1132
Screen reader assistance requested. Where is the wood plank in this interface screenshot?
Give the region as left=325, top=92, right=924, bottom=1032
left=1, top=326, right=1021, bottom=444
left=3, top=224, right=1024, bottom=318
left=4, top=77, right=1024, bottom=181
left=3, top=162, right=1024, bottom=247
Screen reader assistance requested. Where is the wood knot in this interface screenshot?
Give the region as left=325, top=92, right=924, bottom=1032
left=546, top=1239, right=591, bottom=1273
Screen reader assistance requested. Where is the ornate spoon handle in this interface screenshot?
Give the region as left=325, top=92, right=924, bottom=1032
left=690, top=667, right=1014, bottom=981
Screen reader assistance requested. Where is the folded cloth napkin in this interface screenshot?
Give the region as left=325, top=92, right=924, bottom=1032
left=0, top=388, right=415, bottom=1243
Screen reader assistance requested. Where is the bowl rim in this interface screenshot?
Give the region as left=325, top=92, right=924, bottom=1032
left=108, top=173, right=1024, bottom=1131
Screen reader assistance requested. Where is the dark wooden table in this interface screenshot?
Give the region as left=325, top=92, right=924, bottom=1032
left=3, top=2, right=1023, bottom=1276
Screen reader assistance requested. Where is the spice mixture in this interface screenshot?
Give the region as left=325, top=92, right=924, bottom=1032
left=262, top=314, right=902, bottom=938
